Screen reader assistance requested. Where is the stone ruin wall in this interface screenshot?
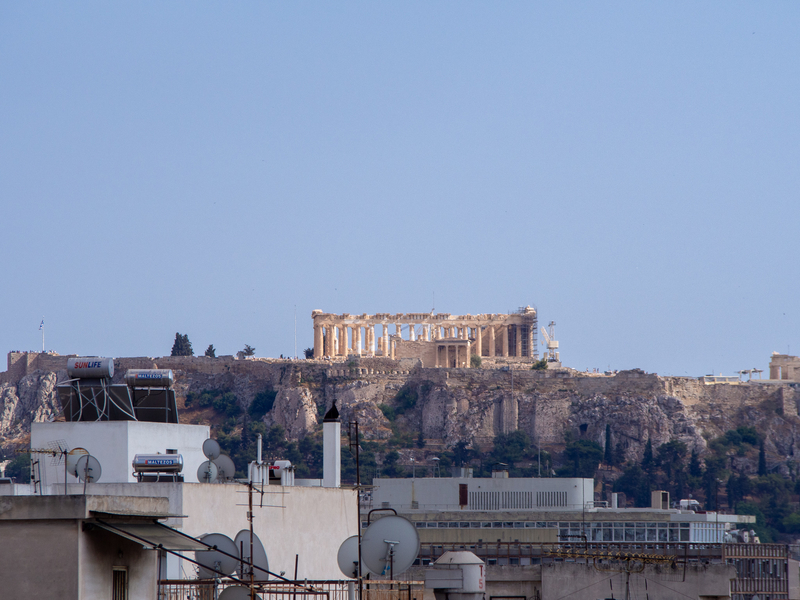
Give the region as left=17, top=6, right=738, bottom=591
left=311, top=307, right=541, bottom=367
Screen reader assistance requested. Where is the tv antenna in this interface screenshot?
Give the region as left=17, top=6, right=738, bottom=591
left=28, top=442, right=73, bottom=495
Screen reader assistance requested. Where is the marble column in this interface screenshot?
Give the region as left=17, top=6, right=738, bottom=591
left=502, top=326, right=509, bottom=357
left=409, top=325, right=416, bottom=341
left=354, top=326, right=362, bottom=356
left=489, top=326, right=496, bottom=357
left=423, top=325, right=430, bottom=341
left=314, top=324, right=323, bottom=359
left=475, top=324, right=482, bottom=357
left=383, top=325, right=389, bottom=357
left=515, top=325, right=522, bottom=358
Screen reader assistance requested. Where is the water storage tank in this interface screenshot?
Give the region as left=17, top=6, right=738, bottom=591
left=424, top=551, right=485, bottom=600
left=132, top=454, right=184, bottom=473
left=67, top=357, right=114, bottom=379
left=125, top=369, right=175, bottom=388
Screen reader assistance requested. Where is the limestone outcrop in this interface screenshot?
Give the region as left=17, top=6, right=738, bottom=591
left=264, top=386, right=318, bottom=439
left=1, top=353, right=799, bottom=475
left=0, top=370, right=62, bottom=441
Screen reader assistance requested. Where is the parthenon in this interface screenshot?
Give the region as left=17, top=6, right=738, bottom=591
left=312, top=306, right=539, bottom=367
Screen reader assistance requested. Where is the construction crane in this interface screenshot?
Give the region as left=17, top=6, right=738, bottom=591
left=540, top=321, right=560, bottom=362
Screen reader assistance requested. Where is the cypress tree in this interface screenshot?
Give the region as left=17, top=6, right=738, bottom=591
left=171, top=332, right=193, bottom=356
left=758, top=441, right=767, bottom=476
left=604, top=424, right=613, bottom=466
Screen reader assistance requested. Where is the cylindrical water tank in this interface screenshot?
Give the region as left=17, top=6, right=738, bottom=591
left=67, top=357, right=114, bottom=379
left=125, top=369, right=174, bottom=388
left=271, top=460, right=292, bottom=476
left=132, top=454, right=184, bottom=473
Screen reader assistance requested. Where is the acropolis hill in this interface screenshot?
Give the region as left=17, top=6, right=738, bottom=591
left=2, top=345, right=800, bottom=478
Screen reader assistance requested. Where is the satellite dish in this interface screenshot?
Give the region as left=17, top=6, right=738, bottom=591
left=197, top=460, right=218, bottom=483
left=218, top=586, right=262, bottom=600
left=337, top=535, right=378, bottom=578
left=203, top=438, right=221, bottom=460
left=214, top=455, right=236, bottom=481
left=75, top=455, right=102, bottom=483
left=196, top=533, right=239, bottom=578
left=234, top=530, right=269, bottom=579
left=66, top=447, right=89, bottom=477
left=361, top=516, right=420, bottom=577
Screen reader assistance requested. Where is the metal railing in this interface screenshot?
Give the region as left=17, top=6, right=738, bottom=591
left=159, top=579, right=423, bottom=600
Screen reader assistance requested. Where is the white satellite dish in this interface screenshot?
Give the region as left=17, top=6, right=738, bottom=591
left=75, top=454, right=102, bottom=483
left=218, top=586, right=262, bottom=600
left=66, top=447, right=89, bottom=477
left=214, top=455, right=236, bottom=481
left=234, top=530, right=269, bottom=579
left=361, top=516, right=420, bottom=578
left=337, top=535, right=379, bottom=578
left=196, top=533, right=239, bottom=579
left=203, top=439, right=221, bottom=460
left=197, top=460, right=218, bottom=483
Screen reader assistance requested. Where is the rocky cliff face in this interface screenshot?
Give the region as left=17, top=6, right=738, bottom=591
left=2, top=354, right=799, bottom=473
left=0, top=370, right=63, bottom=442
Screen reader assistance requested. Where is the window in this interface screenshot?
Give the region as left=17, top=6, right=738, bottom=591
left=112, top=568, right=128, bottom=600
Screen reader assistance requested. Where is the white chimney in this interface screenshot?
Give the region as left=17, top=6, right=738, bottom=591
left=323, top=402, right=341, bottom=488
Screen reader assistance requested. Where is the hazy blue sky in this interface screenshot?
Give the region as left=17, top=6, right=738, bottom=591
left=1, top=3, right=798, bottom=376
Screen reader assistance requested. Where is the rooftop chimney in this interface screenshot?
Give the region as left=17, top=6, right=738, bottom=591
left=323, top=402, right=341, bottom=488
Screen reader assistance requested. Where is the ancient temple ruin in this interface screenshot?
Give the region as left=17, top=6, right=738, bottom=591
left=311, top=306, right=539, bottom=367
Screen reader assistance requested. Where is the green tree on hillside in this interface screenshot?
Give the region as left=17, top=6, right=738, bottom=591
left=171, top=333, right=193, bottom=356
left=558, top=440, right=604, bottom=478
left=204, top=344, right=216, bottom=357
left=604, top=425, right=614, bottom=466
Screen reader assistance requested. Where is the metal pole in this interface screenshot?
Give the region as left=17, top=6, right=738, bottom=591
left=352, top=421, right=363, bottom=600
left=249, top=483, right=255, bottom=600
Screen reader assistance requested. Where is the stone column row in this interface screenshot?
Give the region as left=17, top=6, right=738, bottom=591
left=315, top=320, right=529, bottom=360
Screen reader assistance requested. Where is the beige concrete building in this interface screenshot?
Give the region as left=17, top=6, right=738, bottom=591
left=312, top=306, right=539, bottom=367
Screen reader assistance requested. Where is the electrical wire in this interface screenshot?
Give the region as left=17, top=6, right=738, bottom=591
left=549, top=572, right=617, bottom=600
